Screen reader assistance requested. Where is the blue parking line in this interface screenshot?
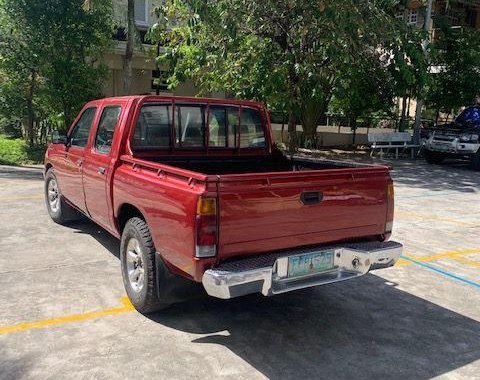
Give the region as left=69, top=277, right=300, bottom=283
left=401, top=256, right=480, bottom=290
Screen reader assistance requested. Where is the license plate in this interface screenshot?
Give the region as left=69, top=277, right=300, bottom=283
left=287, top=250, right=334, bottom=278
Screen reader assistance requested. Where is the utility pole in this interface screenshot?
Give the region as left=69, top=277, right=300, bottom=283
left=413, top=0, right=434, bottom=143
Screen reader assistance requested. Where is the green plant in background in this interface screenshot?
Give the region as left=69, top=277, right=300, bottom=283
left=0, top=135, right=26, bottom=165
left=425, top=17, right=480, bottom=120
left=0, top=0, right=114, bottom=149
left=149, top=0, right=427, bottom=148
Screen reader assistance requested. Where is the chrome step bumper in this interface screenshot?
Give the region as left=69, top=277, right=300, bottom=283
left=202, top=241, right=403, bottom=299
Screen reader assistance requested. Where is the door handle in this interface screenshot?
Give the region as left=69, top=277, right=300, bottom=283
left=97, top=167, right=106, bottom=175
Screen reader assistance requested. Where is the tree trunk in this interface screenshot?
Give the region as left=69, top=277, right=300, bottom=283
left=413, top=99, right=423, bottom=144
left=302, top=123, right=317, bottom=149
left=123, top=0, right=135, bottom=95
left=26, top=69, right=36, bottom=147
left=399, top=95, right=408, bottom=132
left=300, top=96, right=327, bottom=150
left=287, top=110, right=297, bottom=152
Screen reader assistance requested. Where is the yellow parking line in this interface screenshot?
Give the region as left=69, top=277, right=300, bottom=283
left=0, top=297, right=134, bottom=335
left=0, top=195, right=43, bottom=201
left=453, top=256, right=480, bottom=268
left=395, top=258, right=411, bottom=266
left=396, top=247, right=480, bottom=267
left=396, top=210, right=476, bottom=227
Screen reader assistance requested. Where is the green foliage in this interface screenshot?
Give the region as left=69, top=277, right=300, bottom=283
left=0, top=0, right=113, bottom=140
left=330, top=51, right=396, bottom=120
left=0, top=135, right=27, bottom=165
left=0, top=135, right=44, bottom=165
left=150, top=0, right=427, bottom=147
left=425, top=18, right=480, bottom=115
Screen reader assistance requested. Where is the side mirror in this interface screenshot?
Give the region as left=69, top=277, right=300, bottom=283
left=52, top=130, right=70, bottom=146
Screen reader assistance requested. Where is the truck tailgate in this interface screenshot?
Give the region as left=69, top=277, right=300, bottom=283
left=217, top=167, right=390, bottom=260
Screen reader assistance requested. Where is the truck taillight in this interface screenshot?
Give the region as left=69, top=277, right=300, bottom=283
left=195, top=196, right=217, bottom=258
left=385, top=179, right=394, bottom=239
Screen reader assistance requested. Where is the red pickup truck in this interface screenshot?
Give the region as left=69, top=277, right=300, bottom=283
left=44, top=95, right=402, bottom=313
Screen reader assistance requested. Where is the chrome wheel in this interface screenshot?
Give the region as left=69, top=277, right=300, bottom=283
left=126, top=237, right=145, bottom=292
left=47, top=178, right=60, bottom=213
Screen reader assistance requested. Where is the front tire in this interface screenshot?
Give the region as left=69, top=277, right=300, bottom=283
left=44, top=168, right=82, bottom=224
left=424, top=149, right=445, bottom=165
left=120, top=217, right=167, bottom=313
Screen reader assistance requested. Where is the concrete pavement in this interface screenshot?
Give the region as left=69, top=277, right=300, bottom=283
left=0, top=159, right=479, bottom=379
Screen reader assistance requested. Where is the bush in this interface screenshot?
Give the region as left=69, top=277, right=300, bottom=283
left=0, top=135, right=45, bottom=165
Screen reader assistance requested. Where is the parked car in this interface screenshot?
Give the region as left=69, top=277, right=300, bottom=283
left=44, top=96, right=403, bottom=313
left=424, top=106, right=480, bottom=170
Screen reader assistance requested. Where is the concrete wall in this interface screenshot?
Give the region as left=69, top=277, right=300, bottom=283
left=102, top=52, right=198, bottom=97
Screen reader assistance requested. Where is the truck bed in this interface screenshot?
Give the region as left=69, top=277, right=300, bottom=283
left=132, top=154, right=391, bottom=262
left=146, top=154, right=368, bottom=175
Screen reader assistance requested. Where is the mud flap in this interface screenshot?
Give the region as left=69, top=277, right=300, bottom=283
left=155, top=252, right=206, bottom=304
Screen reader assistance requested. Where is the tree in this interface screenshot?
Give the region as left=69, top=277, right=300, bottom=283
left=387, top=28, right=429, bottom=131
left=0, top=3, right=43, bottom=145
left=0, top=0, right=113, bottom=138
left=123, top=0, right=136, bottom=95
left=330, top=49, right=397, bottom=125
left=425, top=18, right=480, bottom=119
left=150, top=0, right=426, bottom=148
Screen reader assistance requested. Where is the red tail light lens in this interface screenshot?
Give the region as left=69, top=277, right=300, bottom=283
left=195, top=197, right=217, bottom=258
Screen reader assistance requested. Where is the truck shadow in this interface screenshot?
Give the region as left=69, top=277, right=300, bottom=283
left=145, top=274, right=480, bottom=380
left=386, top=159, right=479, bottom=194
left=66, top=219, right=480, bottom=379
left=0, top=165, right=44, bottom=181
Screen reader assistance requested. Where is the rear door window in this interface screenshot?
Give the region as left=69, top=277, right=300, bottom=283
left=95, top=106, right=121, bottom=154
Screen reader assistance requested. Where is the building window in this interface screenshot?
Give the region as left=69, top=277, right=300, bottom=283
left=134, top=0, right=148, bottom=25
left=151, top=70, right=169, bottom=92
left=407, top=9, right=418, bottom=25
left=395, top=10, right=405, bottom=20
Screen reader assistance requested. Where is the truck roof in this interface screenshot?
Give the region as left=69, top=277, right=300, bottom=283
left=85, top=95, right=265, bottom=109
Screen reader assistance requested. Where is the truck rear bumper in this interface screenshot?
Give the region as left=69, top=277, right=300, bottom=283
left=202, top=241, right=402, bottom=299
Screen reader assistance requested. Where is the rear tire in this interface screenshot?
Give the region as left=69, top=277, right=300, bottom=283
left=424, top=149, right=445, bottom=165
left=470, top=149, right=480, bottom=171
left=44, top=168, right=82, bottom=224
left=120, top=217, right=167, bottom=313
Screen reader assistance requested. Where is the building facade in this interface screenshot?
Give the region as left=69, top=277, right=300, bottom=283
left=103, top=0, right=198, bottom=97
left=394, top=0, right=480, bottom=120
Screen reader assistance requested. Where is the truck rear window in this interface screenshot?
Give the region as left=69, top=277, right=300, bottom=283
left=176, top=105, right=205, bottom=147
left=132, top=104, right=265, bottom=150
left=133, top=104, right=172, bottom=148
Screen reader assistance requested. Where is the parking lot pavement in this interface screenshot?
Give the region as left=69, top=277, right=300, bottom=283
left=0, top=160, right=479, bottom=380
